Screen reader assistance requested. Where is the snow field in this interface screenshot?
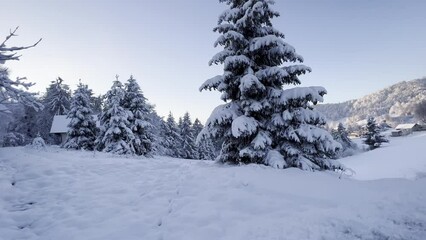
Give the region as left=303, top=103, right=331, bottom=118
left=1, top=134, right=426, bottom=240
left=341, top=132, right=426, bottom=180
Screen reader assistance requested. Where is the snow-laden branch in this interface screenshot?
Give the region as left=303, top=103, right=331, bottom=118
left=0, top=27, right=42, bottom=63
left=0, top=27, right=43, bottom=112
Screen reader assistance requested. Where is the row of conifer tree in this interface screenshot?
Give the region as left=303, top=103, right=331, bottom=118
left=4, top=76, right=217, bottom=160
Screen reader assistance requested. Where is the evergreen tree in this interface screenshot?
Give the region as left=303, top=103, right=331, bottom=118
left=192, top=118, right=204, bottom=138
left=96, top=77, right=135, bottom=154
left=162, top=112, right=182, bottom=157
left=148, top=110, right=166, bottom=155
left=6, top=105, right=40, bottom=144
left=332, top=123, right=357, bottom=157
left=123, top=75, right=154, bottom=156
left=196, top=136, right=217, bottom=160
left=179, top=112, right=197, bottom=159
left=91, top=94, right=104, bottom=114
left=199, top=0, right=341, bottom=170
left=43, top=77, right=71, bottom=115
left=177, top=117, right=183, bottom=130
left=364, top=117, right=388, bottom=150
left=35, top=77, right=71, bottom=143
left=63, top=82, right=97, bottom=150
left=332, top=123, right=355, bottom=150
left=193, top=119, right=216, bottom=160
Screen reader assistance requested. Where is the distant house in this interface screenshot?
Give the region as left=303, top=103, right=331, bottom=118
left=50, top=115, right=99, bottom=144
left=348, top=132, right=360, bottom=139
left=391, top=123, right=422, bottom=137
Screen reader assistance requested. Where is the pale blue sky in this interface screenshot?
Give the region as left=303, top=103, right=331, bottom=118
left=1, top=0, right=425, bottom=122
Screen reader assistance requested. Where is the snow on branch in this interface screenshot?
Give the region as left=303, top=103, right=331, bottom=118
left=283, top=65, right=312, bottom=76
left=0, top=27, right=43, bottom=112
left=269, top=44, right=304, bottom=63
left=224, top=55, right=252, bottom=70
left=279, top=86, right=327, bottom=105
left=209, top=50, right=234, bottom=66
left=231, top=115, right=259, bottom=138
left=0, top=27, right=42, bottom=63
left=239, top=74, right=265, bottom=95
left=252, top=131, right=272, bottom=150
left=249, top=35, right=285, bottom=52
left=265, top=149, right=287, bottom=169
left=206, top=102, right=239, bottom=126
left=214, top=30, right=248, bottom=48
left=199, top=75, right=223, bottom=91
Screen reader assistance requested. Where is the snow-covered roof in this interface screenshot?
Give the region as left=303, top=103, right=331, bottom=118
left=395, top=124, right=417, bottom=130
left=50, top=115, right=99, bottom=133
left=50, top=115, right=69, bottom=133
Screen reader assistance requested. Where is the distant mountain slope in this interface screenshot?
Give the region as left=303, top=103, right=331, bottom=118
left=316, top=78, right=426, bottom=127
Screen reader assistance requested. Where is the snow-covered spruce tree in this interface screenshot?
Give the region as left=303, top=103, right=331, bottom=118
left=192, top=118, right=204, bottom=137
left=91, top=94, right=104, bottom=114
left=193, top=119, right=216, bottom=160
left=36, top=77, right=71, bottom=143
left=123, top=75, right=154, bottom=156
left=199, top=0, right=341, bottom=170
left=177, top=117, right=183, bottom=130
left=96, top=78, right=135, bottom=154
left=197, top=136, right=217, bottom=160
left=42, top=77, right=71, bottom=116
left=63, top=82, right=97, bottom=150
left=0, top=27, right=43, bottom=113
left=179, top=112, right=197, bottom=159
left=332, top=123, right=357, bottom=157
left=364, top=117, right=388, bottom=150
left=162, top=112, right=183, bottom=157
left=148, top=109, right=166, bottom=155
left=2, top=132, right=26, bottom=147
left=8, top=105, right=41, bottom=144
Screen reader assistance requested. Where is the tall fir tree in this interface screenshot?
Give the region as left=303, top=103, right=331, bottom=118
left=96, top=77, right=135, bottom=154
left=332, top=123, right=357, bottom=157
left=63, top=82, right=97, bottom=150
left=91, top=94, right=104, bottom=114
left=43, top=77, right=71, bottom=115
left=193, top=119, right=216, bottom=160
left=179, top=112, right=197, bottom=159
left=177, top=117, right=183, bottom=130
left=123, top=75, right=154, bottom=156
left=148, top=109, right=166, bottom=155
left=162, top=112, right=182, bottom=157
left=196, top=135, right=217, bottom=160
left=199, top=0, right=341, bottom=170
left=37, top=77, right=71, bottom=143
left=334, top=123, right=356, bottom=150
left=192, top=118, right=204, bottom=138
left=364, top=117, right=388, bottom=150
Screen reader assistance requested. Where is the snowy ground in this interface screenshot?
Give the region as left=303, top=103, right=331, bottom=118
left=1, top=134, right=425, bottom=240
left=341, top=132, right=426, bottom=180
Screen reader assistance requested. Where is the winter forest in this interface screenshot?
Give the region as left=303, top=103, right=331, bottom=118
left=1, top=0, right=426, bottom=239
left=1, top=1, right=361, bottom=168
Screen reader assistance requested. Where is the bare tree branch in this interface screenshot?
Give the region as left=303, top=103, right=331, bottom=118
left=0, top=27, right=43, bottom=112
left=0, top=26, right=42, bottom=55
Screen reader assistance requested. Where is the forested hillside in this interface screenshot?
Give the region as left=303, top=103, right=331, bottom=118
left=316, top=78, right=426, bottom=127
